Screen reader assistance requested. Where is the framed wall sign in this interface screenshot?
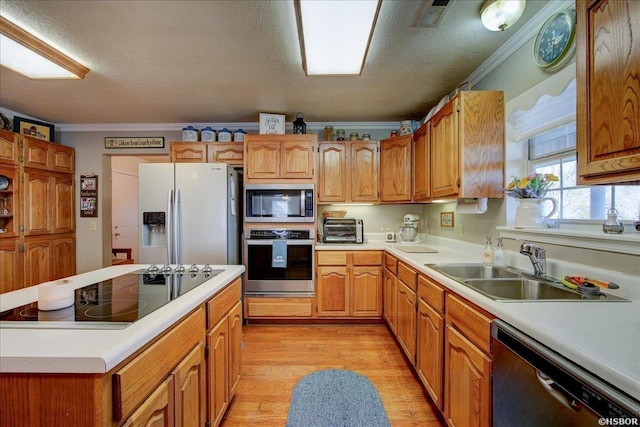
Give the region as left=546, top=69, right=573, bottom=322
left=259, top=113, right=285, bottom=134
left=105, top=137, right=165, bottom=149
left=13, top=116, right=55, bottom=142
left=440, top=211, right=454, bottom=228
left=80, top=174, right=98, bottom=217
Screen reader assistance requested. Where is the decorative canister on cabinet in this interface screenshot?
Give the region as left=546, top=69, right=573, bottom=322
left=233, top=129, right=246, bottom=142
left=349, top=132, right=359, bottom=141
left=362, top=133, right=371, bottom=140
left=218, top=127, right=232, bottom=142
left=201, top=126, right=216, bottom=142
left=182, top=126, right=198, bottom=141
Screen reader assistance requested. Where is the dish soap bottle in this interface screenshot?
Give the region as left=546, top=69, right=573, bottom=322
left=493, top=237, right=508, bottom=267
left=482, top=236, right=494, bottom=265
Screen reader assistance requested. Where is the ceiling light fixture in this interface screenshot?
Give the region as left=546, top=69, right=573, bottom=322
left=0, top=15, right=89, bottom=79
left=295, top=0, right=381, bottom=76
left=480, top=0, right=526, bottom=32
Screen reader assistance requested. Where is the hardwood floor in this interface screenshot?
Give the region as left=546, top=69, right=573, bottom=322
left=221, top=324, right=445, bottom=427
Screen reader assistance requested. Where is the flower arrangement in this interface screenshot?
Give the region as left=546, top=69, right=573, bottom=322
left=505, top=173, right=558, bottom=199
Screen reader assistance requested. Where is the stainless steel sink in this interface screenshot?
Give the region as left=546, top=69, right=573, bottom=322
left=427, top=263, right=628, bottom=302
left=430, top=263, right=520, bottom=279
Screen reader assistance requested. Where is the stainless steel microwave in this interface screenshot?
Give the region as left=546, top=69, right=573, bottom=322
left=244, top=184, right=315, bottom=223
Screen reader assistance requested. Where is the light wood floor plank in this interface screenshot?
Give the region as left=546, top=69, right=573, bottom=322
left=220, top=324, right=445, bottom=427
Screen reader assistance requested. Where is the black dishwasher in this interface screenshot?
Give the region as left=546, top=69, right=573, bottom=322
left=491, top=320, right=639, bottom=426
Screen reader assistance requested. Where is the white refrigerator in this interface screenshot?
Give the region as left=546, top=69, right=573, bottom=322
left=138, top=163, right=240, bottom=265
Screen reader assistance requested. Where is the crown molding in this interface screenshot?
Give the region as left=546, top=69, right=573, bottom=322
left=465, top=0, right=575, bottom=86
left=54, top=121, right=400, bottom=133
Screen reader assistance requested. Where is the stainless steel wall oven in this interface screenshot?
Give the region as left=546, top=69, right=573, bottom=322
left=243, top=228, right=314, bottom=296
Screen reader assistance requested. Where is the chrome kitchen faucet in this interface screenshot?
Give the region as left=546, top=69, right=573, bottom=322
left=520, top=241, right=546, bottom=277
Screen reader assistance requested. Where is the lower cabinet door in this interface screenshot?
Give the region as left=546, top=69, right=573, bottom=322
left=123, top=376, right=175, bottom=427
left=207, top=316, right=229, bottom=427
left=416, top=299, right=444, bottom=410
left=445, top=325, right=492, bottom=427
left=351, top=266, right=382, bottom=317
left=173, top=343, right=206, bottom=427
left=229, top=302, right=242, bottom=397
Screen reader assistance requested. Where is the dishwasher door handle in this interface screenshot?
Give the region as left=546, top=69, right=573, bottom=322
left=536, top=370, right=582, bottom=411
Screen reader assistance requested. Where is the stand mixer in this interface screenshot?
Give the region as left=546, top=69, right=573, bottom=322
left=399, top=214, right=420, bottom=242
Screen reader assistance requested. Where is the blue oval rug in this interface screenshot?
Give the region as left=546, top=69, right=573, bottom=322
left=286, top=369, right=391, bottom=427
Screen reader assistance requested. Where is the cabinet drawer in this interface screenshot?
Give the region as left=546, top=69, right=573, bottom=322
left=398, top=262, right=417, bottom=291
left=245, top=297, right=314, bottom=318
left=112, top=307, right=205, bottom=422
left=418, top=274, right=445, bottom=314
left=384, top=253, right=397, bottom=275
left=352, top=251, right=382, bottom=266
left=206, top=278, right=242, bottom=329
left=316, top=251, right=347, bottom=265
left=446, top=294, right=493, bottom=355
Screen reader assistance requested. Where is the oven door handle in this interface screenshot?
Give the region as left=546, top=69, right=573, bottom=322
left=535, top=370, right=582, bottom=411
left=245, top=239, right=315, bottom=246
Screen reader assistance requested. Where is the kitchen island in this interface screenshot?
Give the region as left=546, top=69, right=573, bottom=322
left=0, top=264, right=244, bottom=427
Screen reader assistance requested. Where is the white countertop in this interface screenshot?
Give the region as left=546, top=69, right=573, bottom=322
left=0, top=264, right=244, bottom=374
left=318, top=237, right=640, bottom=400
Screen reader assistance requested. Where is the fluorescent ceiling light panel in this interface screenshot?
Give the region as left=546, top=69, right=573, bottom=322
left=297, top=0, right=380, bottom=76
left=0, top=16, right=89, bottom=79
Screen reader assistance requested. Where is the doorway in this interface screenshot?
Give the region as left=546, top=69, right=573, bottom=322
left=109, top=155, right=168, bottom=264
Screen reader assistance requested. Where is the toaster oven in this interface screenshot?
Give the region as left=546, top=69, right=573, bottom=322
left=322, top=218, right=364, bottom=244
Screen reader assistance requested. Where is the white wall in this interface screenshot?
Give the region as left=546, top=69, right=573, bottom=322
left=62, top=131, right=172, bottom=273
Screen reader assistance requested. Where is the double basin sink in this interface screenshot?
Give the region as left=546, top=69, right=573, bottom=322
left=428, top=263, right=627, bottom=302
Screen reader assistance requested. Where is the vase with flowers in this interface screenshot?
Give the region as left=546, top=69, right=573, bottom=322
left=506, top=173, right=559, bottom=228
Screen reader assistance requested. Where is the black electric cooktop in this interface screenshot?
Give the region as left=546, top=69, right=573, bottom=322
left=0, top=267, right=222, bottom=329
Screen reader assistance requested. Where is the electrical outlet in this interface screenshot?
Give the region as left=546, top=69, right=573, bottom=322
left=458, top=224, right=464, bottom=237
left=90, top=221, right=97, bottom=231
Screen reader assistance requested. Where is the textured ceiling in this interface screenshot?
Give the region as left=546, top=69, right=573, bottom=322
left=0, top=0, right=548, bottom=125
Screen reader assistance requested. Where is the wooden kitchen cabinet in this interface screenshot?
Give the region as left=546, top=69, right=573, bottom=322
left=318, top=141, right=378, bottom=203
left=244, top=297, right=316, bottom=319
left=209, top=142, right=244, bottom=166
left=0, top=164, right=19, bottom=238
left=380, top=135, right=412, bottom=202
left=51, top=144, right=75, bottom=174
left=206, top=278, right=242, bottom=427
left=416, top=274, right=445, bottom=410
left=172, top=343, right=206, bottom=427
left=430, top=91, right=504, bottom=199
left=0, top=238, right=22, bottom=293
left=445, top=293, right=493, bottom=427
left=316, top=250, right=383, bottom=318
left=412, top=122, right=431, bottom=201
left=23, top=170, right=74, bottom=236
left=245, top=134, right=316, bottom=182
left=22, top=135, right=52, bottom=170
left=0, top=132, right=76, bottom=293
left=396, top=262, right=417, bottom=363
left=0, top=129, right=19, bottom=164
left=383, top=253, right=398, bottom=331
left=576, top=0, right=640, bottom=184
left=170, top=142, right=208, bottom=163
left=123, top=376, right=175, bottom=427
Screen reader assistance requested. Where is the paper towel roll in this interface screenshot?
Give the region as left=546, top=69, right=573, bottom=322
left=38, top=279, right=75, bottom=311
left=455, top=198, right=488, bottom=214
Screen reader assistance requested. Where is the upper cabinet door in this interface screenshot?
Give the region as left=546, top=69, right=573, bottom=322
left=23, top=135, right=53, bottom=171
left=0, top=130, right=19, bottom=165
left=380, top=135, right=412, bottom=202
left=430, top=101, right=459, bottom=199
left=318, top=143, right=347, bottom=202
left=245, top=141, right=281, bottom=180
left=51, top=144, right=75, bottom=173
left=281, top=141, right=314, bottom=179
left=350, top=142, right=379, bottom=202
left=170, top=143, right=208, bottom=163
left=412, top=123, right=431, bottom=201
left=576, top=0, right=640, bottom=184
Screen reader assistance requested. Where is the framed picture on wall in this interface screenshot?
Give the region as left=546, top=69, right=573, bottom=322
left=440, top=211, right=454, bottom=227
left=13, top=116, right=55, bottom=142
